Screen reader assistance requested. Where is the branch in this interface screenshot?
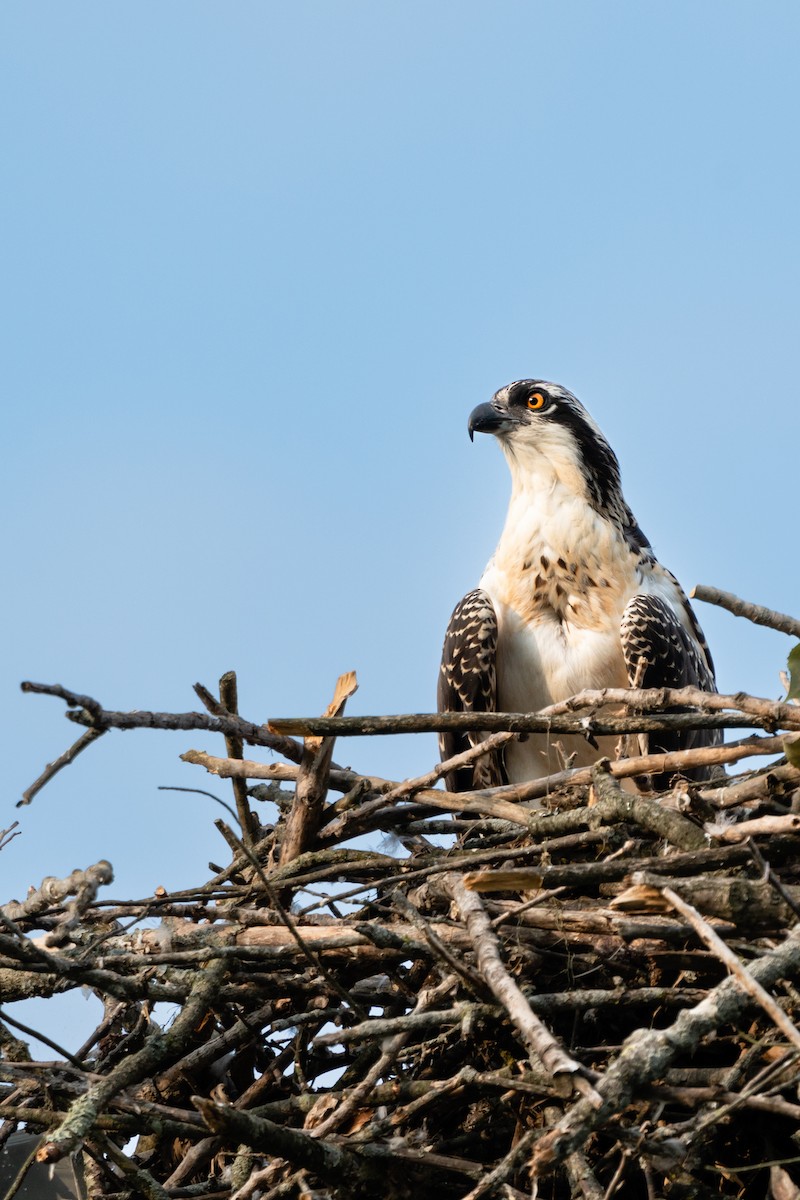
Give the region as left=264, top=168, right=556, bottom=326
left=184, top=737, right=787, bottom=840
left=36, top=959, right=228, bottom=1162
left=218, top=671, right=256, bottom=847
left=0, top=861, right=113, bottom=924
left=21, top=681, right=305, bottom=762
left=18, top=728, right=106, bottom=808
left=486, top=734, right=786, bottom=808
left=267, top=690, right=800, bottom=737
left=691, top=585, right=800, bottom=639
left=441, top=873, right=600, bottom=1102
left=660, top=883, right=800, bottom=1050
left=279, top=672, right=357, bottom=868
left=529, top=922, right=800, bottom=1175
left=192, top=1096, right=363, bottom=1187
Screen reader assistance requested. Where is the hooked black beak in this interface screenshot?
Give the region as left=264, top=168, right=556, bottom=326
left=468, top=402, right=516, bottom=442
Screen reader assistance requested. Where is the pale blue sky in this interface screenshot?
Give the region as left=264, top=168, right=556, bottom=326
left=3, top=1, right=799, bottom=943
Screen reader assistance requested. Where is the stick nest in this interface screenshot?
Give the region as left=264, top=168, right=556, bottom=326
left=5, top=656, right=800, bottom=1199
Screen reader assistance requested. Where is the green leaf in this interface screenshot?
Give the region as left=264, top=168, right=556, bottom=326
left=785, top=735, right=800, bottom=768
left=788, top=644, right=800, bottom=701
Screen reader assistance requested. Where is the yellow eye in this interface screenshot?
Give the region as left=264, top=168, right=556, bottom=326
left=527, top=392, right=546, bottom=410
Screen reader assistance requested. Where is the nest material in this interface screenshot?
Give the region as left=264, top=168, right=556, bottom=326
left=4, top=657, right=800, bottom=1198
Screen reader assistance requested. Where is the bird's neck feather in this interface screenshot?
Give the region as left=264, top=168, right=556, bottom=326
left=495, top=452, right=619, bottom=570
left=503, top=439, right=588, bottom=503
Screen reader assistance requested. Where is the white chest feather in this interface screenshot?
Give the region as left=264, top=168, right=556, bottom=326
left=478, top=478, right=651, bottom=781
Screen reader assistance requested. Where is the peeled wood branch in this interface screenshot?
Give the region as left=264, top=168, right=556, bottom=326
left=707, top=813, right=800, bottom=842
left=279, top=672, right=358, bottom=868
left=701, top=761, right=800, bottom=808
left=612, top=871, right=799, bottom=928
left=486, top=734, right=786, bottom=808
left=181, top=749, right=380, bottom=798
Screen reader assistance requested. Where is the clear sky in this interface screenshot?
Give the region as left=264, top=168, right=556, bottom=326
left=2, top=2, right=799, bottom=1044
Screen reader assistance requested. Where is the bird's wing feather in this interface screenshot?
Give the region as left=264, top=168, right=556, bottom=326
left=620, top=593, right=720, bottom=786
left=437, top=589, right=506, bottom=791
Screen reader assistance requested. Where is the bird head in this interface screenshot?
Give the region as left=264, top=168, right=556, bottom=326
left=469, top=379, right=626, bottom=520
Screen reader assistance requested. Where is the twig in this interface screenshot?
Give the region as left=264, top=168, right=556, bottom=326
left=542, top=1106, right=604, bottom=1200
left=700, top=762, right=800, bottom=808
left=529, top=922, right=800, bottom=1175
left=706, top=813, right=800, bottom=842
left=0, top=822, right=21, bottom=852
left=36, top=958, right=228, bottom=1161
left=442, top=872, right=601, bottom=1101
left=691, top=585, right=800, bottom=639
left=748, top=840, right=800, bottom=922
left=379, top=729, right=518, bottom=802
left=20, top=681, right=105, bottom=719
left=314, top=987, right=707, bottom=1048
left=185, top=737, right=787, bottom=837
left=660, top=883, right=800, bottom=1049
left=219, top=671, right=256, bottom=848
left=485, top=734, right=786, bottom=808
left=17, top=727, right=106, bottom=808
left=392, top=890, right=489, bottom=996
left=0, top=1007, right=86, bottom=1070
left=309, top=975, right=459, bottom=1140
left=0, top=1135, right=42, bottom=1200
left=180, top=749, right=367, bottom=795
left=95, top=1131, right=171, bottom=1200
left=21, top=681, right=305, bottom=762
left=459, top=1127, right=539, bottom=1200
left=192, top=1097, right=363, bottom=1188
left=589, top=762, right=707, bottom=850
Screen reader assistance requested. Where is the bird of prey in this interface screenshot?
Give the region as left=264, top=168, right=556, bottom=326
left=438, top=379, right=719, bottom=792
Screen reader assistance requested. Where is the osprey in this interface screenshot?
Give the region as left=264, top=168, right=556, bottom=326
left=438, top=379, right=719, bottom=791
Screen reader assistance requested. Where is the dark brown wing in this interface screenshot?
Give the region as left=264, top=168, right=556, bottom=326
left=437, top=589, right=506, bottom=791
left=620, top=593, right=720, bottom=788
